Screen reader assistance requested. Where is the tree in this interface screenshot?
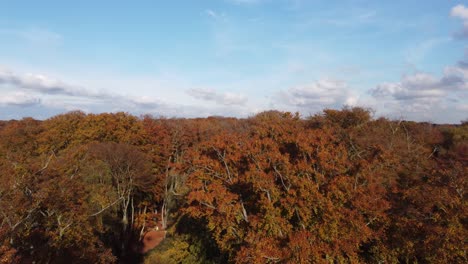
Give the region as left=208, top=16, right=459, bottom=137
left=88, top=142, right=154, bottom=258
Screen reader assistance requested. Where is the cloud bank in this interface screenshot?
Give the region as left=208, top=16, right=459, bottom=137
left=0, top=67, right=255, bottom=119
left=0, top=68, right=167, bottom=114
left=369, top=56, right=468, bottom=122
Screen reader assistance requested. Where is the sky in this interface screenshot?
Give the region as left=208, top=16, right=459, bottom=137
left=0, top=0, right=467, bottom=123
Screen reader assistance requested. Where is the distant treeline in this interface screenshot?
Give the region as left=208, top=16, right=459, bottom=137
left=0, top=107, right=466, bottom=263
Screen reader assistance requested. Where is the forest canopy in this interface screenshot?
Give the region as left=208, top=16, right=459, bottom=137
left=0, top=107, right=466, bottom=263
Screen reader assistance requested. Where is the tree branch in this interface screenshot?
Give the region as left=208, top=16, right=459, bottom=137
left=88, top=197, right=124, bottom=217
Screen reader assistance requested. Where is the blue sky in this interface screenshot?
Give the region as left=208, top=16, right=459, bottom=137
left=0, top=0, right=467, bottom=123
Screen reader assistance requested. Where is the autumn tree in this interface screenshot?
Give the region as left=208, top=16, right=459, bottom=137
left=86, top=142, right=154, bottom=258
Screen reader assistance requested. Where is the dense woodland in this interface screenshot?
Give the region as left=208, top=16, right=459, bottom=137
left=0, top=107, right=466, bottom=263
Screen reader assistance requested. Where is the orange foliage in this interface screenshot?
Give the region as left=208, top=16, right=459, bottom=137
left=0, top=109, right=466, bottom=263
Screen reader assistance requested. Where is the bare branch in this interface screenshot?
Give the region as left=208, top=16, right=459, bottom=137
left=88, top=197, right=124, bottom=217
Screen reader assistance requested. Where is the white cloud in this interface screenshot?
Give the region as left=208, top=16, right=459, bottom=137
left=451, top=4, right=468, bottom=20
left=0, top=91, right=41, bottom=107
left=0, top=67, right=173, bottom=114
left=276, top=78, right=357, bottom=111
left=129, top=96, right=163, bottom=109
left=451, top=4, right=468, bottom=39
left=0, top=67, right=257, bottom=119
left=0, top=69, right=105, bottom=98
left=369, top=62, right=468, bottom=123
left=371, top=65, right=468, bottom=102
left=365, top=5, right=468, bottom=123
left=186, top=88, right=247, bottom=105
left=371, top=73, right=442, bottom=100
